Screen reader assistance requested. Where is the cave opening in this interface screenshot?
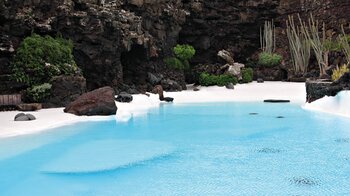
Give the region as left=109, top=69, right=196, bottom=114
left=0, top=15, right=6, bottom=26
left=280, top=69, right=288, bottom=81
left=121, top=44, right=148, bottom=86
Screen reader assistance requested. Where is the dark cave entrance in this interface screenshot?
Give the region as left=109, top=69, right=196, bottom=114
left=120, top=44, right=148, bottom=86
left=280, top=69, right=288, bottom=81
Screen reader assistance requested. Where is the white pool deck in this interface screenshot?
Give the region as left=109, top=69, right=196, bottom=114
left=0, top=81, right=348, bottom=138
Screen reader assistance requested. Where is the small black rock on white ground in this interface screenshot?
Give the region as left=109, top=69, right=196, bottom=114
left=161, top=97, right=174, bottom=102
left=116, top=92, right=133, bottom=103
left=225, top=83, right=235, bottom=89
left=14, top=113, right=36, bottom=121
left=257, top=78, right=264, bottom=83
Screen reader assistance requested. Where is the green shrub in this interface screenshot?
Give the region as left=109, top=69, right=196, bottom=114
left=332, top=64, right=349, bottom=81
left=258, top=52, right=282, bottom=67
left=11, top=33, right=78, bottom=86
left=24, top=83, right=52, bottom=103
left=164, top=57, right=185, bottom=70
left=323, top=39, right=342, bottom=52
left=241, top=68, right=254, bottom=83
left=173, top=44, right=196, bottom=62
left=199, top=73, right=238, bottom=86
left=165, top=44, right=196, bottom=71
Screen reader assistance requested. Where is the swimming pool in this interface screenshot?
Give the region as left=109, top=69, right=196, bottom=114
left=0, top=102, right=350, bottom=195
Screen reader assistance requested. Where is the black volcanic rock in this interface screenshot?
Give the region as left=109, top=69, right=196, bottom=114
left=116, top=92, right=133, bottom=103
left=306, top=69, right=350, bottom=103
left=47, top=75, right=87, bottom=107
left=0, top=0, right=187, bottom=93
left=1, top=0, right=350, bottom=93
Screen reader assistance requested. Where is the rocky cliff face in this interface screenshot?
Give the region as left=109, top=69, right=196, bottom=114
left=275, top=0, right=350, bottom=79
left=180, top=0, right=350, bottom=80
left=180, top=0, right=280, bottom=64
left=1, top=0, right=350, bottom=93
left=0, top=0, right=186, bottom=93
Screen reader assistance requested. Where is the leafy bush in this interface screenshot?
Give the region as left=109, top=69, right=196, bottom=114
left=164, top=57, right=185, bottom=70
left=11, top=34, right=78, bottom=86
left=24, top=83, right=52, bottom=103
left=165, top=44, right=196, bottom=71
left=258, top=52, right=282, bottom=67
left=199, top=73, right=238, bottom=86
left=241, top=68, right=254, bottom=83
left=332, top=64, right=349, bottom=81
left=173, top=44, right=196, bottom=62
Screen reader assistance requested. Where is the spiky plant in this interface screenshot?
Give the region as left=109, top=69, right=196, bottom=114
left=338, top=25, right=350, bottom=64
left=260, top=20, right=276, bottom=54
left=304, top=15, right=329, bottom=76
left=286, top=15, right=311, bottom=75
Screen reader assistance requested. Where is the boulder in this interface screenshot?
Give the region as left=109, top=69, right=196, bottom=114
left=257, top=78, right=264, bottom=83
left=225, top=83, right=235, bottom=89
left=162, top=97, right=174, bottom=102
left=14, top=115, right=30, bottom=121
left=305, top=79, right=342, bottom=103
left=161, top=79, right=182, bottom=92
left=26, top=114, right=36, bottom=120
left=116, top=92, right=133, bottom=103
left=14, top=113, right=26, bottom=119
left=47, top=76, right=86, bottom=107
left=64, top=86, right=117, bottom=116
left=226, top=63, right=245, bottom=79
left=217, top=50, right=234, bottom=64
left=152, top=85, right=174, bottom=102
left=14, top=113, right=36, bottom=121
left=17, top=103, right=42, bottom=111
left=152, top=85, right=164, bottom=99
left=147, top=72, right=162, bottom=85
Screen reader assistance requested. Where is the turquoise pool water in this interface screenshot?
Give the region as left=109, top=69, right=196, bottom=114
left=1, top=102, right=350, bottom=195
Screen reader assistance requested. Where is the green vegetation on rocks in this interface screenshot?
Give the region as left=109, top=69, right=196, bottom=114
left=173, top=44, right=196, bottom=62
left=199, top=73, right=238, bottom=86
left=241, top=68, right=254, bottom=83
left=259, top=20, right=282, bottom=67
left=11, top=34, right=78, bottom=86
left=164, top=57, right=185, bottom=70
left=258, top=52, right=282, bottom=67
left=165, top=44, right=195, bottom=70
left=24, top=83, right=52, bottom=103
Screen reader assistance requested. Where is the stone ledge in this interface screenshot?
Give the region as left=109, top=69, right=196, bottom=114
left=306, top=79, right=343, bottom=103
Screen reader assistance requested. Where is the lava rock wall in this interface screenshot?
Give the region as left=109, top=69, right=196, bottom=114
left=180, top=0, right=350, bottom=80
left=180, top=0, right=280, bottom=64
left=1, top=0, right=350, bottom=93
left=0, top=0, right=186, bottom=92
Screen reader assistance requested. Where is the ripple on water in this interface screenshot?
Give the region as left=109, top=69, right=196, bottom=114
left=257, top=148, right=281, bottom=154
left=335, top=138, right=350, bottom=143
left=290, top=177, right=320, bottom=186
